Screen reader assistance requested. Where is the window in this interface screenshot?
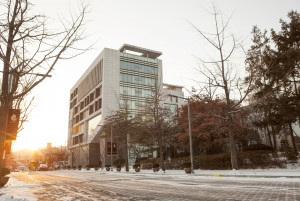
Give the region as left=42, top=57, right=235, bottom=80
left=90, top=92, right=94, bottom=102
left=73, top=136, right=79, bottom=145
left=98, top=99, right=102, bottom=110
left=89, top=105, right=94, bottom=115
left=94, top=99, right=102, bottom=111
left=88, top=114, right=102, bottom=139
left=95, top=101, right=98, bottom=111
left=74, top=106, right=78, bottom=114
left=79, top=134, right=83, bottom=143
left=80, top=101, right=84, bottom=110
left=72, top=124, right=83, bottom=134
left=96, top=86, right=101, bottom=98
left=83, top=110, right=88, bottom=119
left=80, top=112, right=83, bottom=121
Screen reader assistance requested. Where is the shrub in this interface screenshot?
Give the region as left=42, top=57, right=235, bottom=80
left=152, top=163, right=159, bottom=169
left=244, top=144, right=274, bottom=152
left=113, top=158, right=125, bottom=166
left=135, top=157, right=148, bottom=164
left=280, top=139, right=298, bottom=161
left=0, top=167, right=10, bottom=177
left=116, top=164, right=121, bottom=168
left=105, top=164, right=110, bottom=168
left=133, top=163, right=140, bottom=169
left=182, top=162, right=191, bottom=168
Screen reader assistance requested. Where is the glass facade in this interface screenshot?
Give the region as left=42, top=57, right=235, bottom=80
left=120, top=61, right=158, bottom=75
left=119, top=53, right=159, bottom=114
left=120, top=73, right=155, bottom=86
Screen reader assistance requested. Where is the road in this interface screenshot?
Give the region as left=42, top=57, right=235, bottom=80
left=8, top=170, right=300, bottom=200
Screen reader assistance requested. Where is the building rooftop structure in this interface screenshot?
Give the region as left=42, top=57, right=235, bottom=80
left=119, top=44, right=162, bottom=59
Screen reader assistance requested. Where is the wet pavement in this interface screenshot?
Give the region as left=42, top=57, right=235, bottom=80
left=7, top=171, right=300, bottom=200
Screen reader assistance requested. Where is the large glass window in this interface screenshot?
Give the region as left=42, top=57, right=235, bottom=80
left=120, top=61, right=158, bottom=75
left=88, top=114, right=102, bottom=139
left=120, top=73, right=155, bottom=86
left=120, top=86, right=152, bottom=98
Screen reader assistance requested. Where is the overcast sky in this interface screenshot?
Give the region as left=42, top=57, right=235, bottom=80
left=11, top=0, right=300, bottom=151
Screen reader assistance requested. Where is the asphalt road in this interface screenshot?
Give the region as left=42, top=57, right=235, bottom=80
left=10, top=171, right=300, bottom=201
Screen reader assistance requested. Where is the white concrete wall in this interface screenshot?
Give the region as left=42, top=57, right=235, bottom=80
left=102, top=48, right=120, bottom=118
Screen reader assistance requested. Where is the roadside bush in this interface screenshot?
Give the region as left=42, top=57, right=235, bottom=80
left=113, top=158, right=125, bottom=166
left=135, top=157, right=148, bottom=164
left=138, top=149, right=284, bottom=170
left=133, top=163, right=140, bottom=169
left=280, top=139, right=298, bottom=162
left=244, top=144, right=274, bottom=152
left=182, top=162, right=191, bottom=168
left=197, top=153, right=232, bottom=170
left=140, top=158, right=159, bottom=169
left=152, top=163, right=159, bottom=168
left=0, top=167, right=10, bottom=177
left=238, top=150, right=283, bottom=169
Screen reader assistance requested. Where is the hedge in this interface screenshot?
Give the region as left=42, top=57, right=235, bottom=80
left=139, top=150, right=284, bottom=170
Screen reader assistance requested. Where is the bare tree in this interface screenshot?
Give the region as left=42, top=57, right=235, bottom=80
left=102, top=99, right=134, bottom=172
left=139, top=81, right=176, bottom=171
left=190, top=6, right=253, bottom=169
left=0, top=0, right=90, bottom=167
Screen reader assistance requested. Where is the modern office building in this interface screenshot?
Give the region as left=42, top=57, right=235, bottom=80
left=68, top=44, right=184, bottom=167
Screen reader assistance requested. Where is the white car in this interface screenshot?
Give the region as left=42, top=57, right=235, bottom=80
left=38, top=164, right=48, bottom=171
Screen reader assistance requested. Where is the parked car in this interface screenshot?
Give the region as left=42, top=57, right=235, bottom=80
left=38, top=164, right=48, bottom=171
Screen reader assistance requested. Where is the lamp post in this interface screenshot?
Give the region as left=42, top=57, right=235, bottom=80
left=110, top=125, right=113, bottom=171
left=169, top=95, right=194, bottom=173
left=186, top=98, right=194, bottom=174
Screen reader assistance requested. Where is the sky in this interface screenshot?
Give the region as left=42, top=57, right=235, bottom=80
left=10, top=0, right=300, bottom=151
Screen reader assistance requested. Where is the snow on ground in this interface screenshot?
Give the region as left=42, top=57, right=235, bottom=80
left=0, top=176, right=37, bottom=201
left=1, top=165, right=300, bottom=201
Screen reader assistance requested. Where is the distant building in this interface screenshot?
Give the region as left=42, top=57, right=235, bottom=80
left=68, top=44, right=184, bottom=167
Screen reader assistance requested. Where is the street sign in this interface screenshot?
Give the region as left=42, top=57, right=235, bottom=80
left=6, top=109, right=20, bottom=140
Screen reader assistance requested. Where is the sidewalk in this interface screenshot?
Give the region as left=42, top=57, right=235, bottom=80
left=96, top=163, right=300, bottom=178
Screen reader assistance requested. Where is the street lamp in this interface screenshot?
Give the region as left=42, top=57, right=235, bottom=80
left=169, top=95, right=194, bottom=173
left=110, top=125, right=113, bottom=171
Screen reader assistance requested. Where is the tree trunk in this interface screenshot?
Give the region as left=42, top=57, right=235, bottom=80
left=265, top=125, right=273, bottom=148
left=288, top=123, right=298, bottom=154
left=124, top=133, right=129, bottom=172
left=228, top=116, right=238, bottom=170
left=0, top=106, right=9, bottom=168
left=271, top=126, right=277, bottom=151
left=159, top=139, right=165, bottom=171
